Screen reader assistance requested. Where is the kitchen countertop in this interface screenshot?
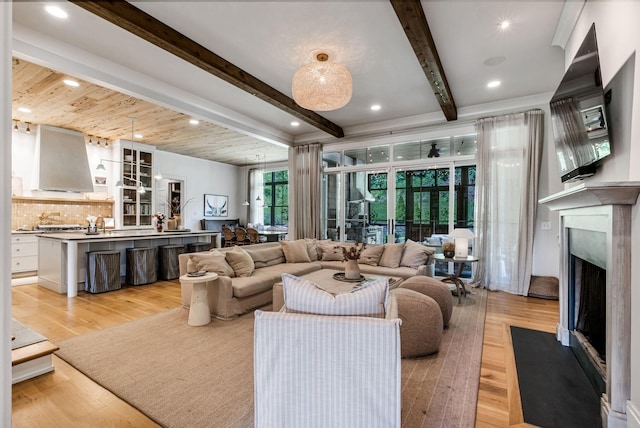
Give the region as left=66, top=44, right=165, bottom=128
left=36, top=229, right=217, bottom=241
left=11, top=230, right=43, bottom=235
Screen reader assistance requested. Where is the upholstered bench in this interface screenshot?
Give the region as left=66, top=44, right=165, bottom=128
left=390, top=288, right=443, bottom=357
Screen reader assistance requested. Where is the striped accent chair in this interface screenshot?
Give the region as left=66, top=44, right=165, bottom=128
left=254, top=274, right=401, bottom=428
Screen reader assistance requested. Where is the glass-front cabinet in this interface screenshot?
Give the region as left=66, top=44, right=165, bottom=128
left=121, top=147, right=153, bottom=227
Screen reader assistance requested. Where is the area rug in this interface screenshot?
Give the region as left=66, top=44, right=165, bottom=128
left=55, top=288, right=487, bottom=428
left=511, top=326, right=601, bottom=428
left=11, top=318, right=47, bottom=350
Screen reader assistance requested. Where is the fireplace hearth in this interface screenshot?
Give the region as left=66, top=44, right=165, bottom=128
left=540, top=182, right=640, bottom=428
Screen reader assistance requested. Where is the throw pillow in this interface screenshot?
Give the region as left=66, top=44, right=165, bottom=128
left=400, top=239, right=436, bottom=269
left=281, top=273, right=388, bottom=316
left=318, top=243, right=344, bottom=261
left=304, top=238, right=331, bottom=262
left=304, top=239, right=319, bottom=262
left=378, top=242, right=405, bottom=268
left=280, top=240, right=312, bottom=263
left=225, top=246, right=255, bottom=277
left=188, top=250, right=235, bottom=277
left=358, top=244, right=385, bottom=266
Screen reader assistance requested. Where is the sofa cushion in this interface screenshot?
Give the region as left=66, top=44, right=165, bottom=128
left=304, top=239, right=332, bottom=262
left=282, top=273, right=388, bottom=317
left=400, top=239, right=436, bottom=269
left=318, top=244, right=344, bottom=261
left=359, top=244, right=384, bottom=266
left=358, top=264, right=418, bottom=279
left=379, top=242, right=405, bottom=268
left=232, top=263, right=322, bottom=298
left=280, top=240, right=312, bottom=263
left=245, top=244, right=286, bottom=268
left=225, top=246, right=255, bottom=277
left=187, top=250, right=235, bottom=277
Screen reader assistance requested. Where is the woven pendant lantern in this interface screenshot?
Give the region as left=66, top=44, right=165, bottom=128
left=292, top=53, right=352, bottom=111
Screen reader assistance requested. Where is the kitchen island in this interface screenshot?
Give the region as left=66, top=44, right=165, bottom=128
left=38, top=229, right=220, bottom=297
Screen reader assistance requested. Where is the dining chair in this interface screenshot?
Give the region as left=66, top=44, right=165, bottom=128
left=246, top=227, right=260, bottom=244
left=221, top=225, right=236, bottom=247
left=234, top=227, right=249, bottom=245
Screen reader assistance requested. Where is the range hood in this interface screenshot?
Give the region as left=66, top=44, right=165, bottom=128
left=31, top=125, right=94, bottom=193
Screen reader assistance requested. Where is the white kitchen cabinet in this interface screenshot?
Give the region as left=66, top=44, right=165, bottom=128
left=121, top=146, right=154, bottom=228
left=11, top=234, right=38, bottom=276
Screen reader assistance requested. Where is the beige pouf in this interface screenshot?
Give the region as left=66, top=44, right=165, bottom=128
left=391, top=288, right=443, bottom=358
left=400, top=276, right=454, bottom=328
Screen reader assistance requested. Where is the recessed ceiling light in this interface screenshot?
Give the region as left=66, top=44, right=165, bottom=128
left=45, top=5, right=68, bottom=19
left=487, top=80, right=501, bottom=88
left=499, top=20, right=510, bottom=30
left=17, top=107, right=31, bottom=113
left=189, top=119, right=199, bottom=125
left=63, top=79, right=79, bottom=87
left=370, top=104, right=381, bottom=111
left=397, top=155, right=403, bottom=159
left=134, top=134, right=143, bottom=139
left=290, top=121, right=300, bottom=127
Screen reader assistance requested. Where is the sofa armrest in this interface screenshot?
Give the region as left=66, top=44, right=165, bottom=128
left=254, top=310, right=401, bottom=428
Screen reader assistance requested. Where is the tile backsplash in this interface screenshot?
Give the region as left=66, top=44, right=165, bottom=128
left=12, top=197, right=114, bottom=230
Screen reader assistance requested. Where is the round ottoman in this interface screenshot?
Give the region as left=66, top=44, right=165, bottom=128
left=400, top=276, right=453, bottom=328
left=390, top=288, right=443, bottom=358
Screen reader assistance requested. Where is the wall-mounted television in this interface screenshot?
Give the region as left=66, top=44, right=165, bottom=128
left=550, top=24, right=611, bottom=183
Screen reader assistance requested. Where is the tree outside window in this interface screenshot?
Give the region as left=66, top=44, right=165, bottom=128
left=263, top=170, right=288, bottom=226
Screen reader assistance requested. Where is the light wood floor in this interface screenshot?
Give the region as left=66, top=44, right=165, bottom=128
left=11, top=281, right=558, bottom=427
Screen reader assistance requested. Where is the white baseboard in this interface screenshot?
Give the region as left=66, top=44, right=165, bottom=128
left=11, top=275, right=38, bottom=286
left=12, top=355, right=55, bottom=384
left=627, top=401, right=640, bottom=428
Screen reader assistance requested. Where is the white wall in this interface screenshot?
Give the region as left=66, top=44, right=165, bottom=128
left=532, top=103, right=564, bottom=278
left=154, top=150, right=240, bottom=230
left=564, top=2, right=640, bottom=426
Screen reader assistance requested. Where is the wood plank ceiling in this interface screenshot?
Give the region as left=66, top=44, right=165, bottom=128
left=11, top=58, right=288, bottom=166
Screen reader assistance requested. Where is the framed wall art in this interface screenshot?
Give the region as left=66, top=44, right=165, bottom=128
left=204, top=194, right=228, bottom=217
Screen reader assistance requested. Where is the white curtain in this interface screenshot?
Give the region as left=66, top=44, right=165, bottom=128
left=290, top=143, right=322, bottom=239
left=249, top=168, right=264, bottom=227
left=474, top=109, right=544, bottom=295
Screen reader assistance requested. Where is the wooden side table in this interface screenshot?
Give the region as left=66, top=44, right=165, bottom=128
left=179, top=272, right=219, bottom=326
left=433, top=254, right=479, bottom=304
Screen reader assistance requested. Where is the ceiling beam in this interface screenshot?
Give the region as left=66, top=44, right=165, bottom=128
left=69, top=0, right=345, bottom=138
left=390, top=0, right=457, bottom=121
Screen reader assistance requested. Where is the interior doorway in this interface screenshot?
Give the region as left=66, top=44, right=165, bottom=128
left=156, top=177, right=185, bottom=226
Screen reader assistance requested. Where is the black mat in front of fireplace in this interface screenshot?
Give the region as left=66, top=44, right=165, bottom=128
left=511, top=326, right=601, bottom=428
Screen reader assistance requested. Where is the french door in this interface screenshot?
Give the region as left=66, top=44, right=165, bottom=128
left=322, top=163, right=475, bottom=277
left=323, top=163, right=475, bottom=243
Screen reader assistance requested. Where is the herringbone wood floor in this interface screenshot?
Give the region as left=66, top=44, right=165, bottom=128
left=11, top=281, right=558, bottom=427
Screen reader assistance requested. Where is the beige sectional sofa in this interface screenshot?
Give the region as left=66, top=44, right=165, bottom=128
left=178, top=239, right=435, bottom=319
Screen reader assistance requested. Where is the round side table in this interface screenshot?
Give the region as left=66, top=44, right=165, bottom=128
left=179, top=272, right=219, bottom=326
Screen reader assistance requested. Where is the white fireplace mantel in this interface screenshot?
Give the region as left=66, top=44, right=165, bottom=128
left=539, top=181, right=640, bottom=211
left=540, top=181, right=640, bottom=428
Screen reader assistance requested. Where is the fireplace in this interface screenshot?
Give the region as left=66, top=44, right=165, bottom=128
left=569, top=230, right=607, bottom=393
left=540, top=182, right=640, bottom=428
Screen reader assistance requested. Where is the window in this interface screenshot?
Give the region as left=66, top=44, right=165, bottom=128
left=263, top=170, right=288, bottom=226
